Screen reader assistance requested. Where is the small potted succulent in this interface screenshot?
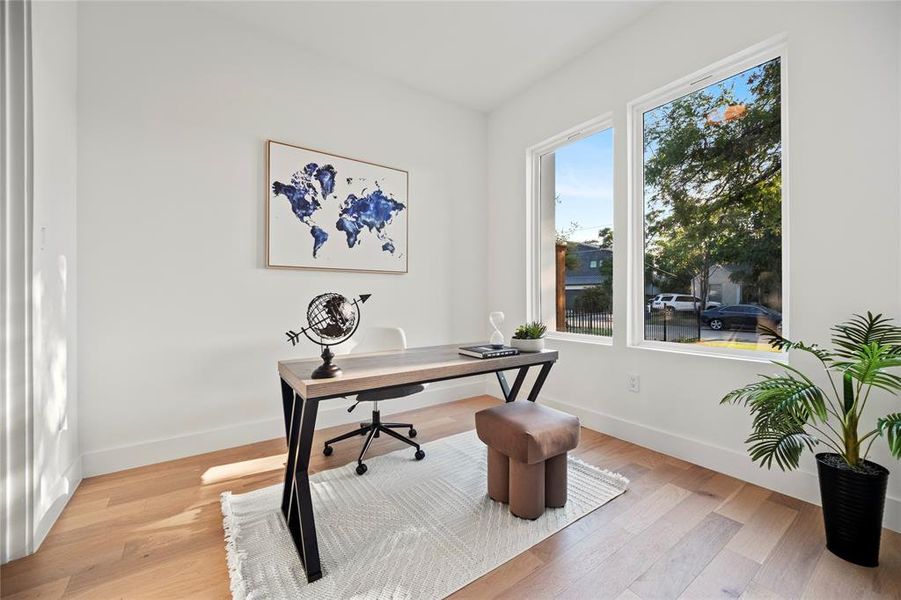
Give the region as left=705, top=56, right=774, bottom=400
left=511, top=321, right=547, bottom=353
left=721, top=312, right=900, bottom=567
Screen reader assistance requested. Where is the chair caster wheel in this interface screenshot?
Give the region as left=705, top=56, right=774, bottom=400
left=356, top=463, right=368, bottom=475
left=323, top=445, right=333, bottom=456
left=409, top=428, right=417, bottom=438
left=415, top=449, right=425, bottom=461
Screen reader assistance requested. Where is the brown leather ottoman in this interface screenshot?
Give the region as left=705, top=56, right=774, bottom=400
left=475, top=402, right=580, bottom=519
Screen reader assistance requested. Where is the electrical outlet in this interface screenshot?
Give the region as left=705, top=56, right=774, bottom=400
left=628, top=373, right=640, bottom=393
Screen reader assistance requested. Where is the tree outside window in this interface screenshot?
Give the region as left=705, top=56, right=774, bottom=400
left=641, top=56, right=783, bottom=352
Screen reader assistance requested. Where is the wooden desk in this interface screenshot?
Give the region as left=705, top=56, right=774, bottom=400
left=277, top=344, right=558, bottom=582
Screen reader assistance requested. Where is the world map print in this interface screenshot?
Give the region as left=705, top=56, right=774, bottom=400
left=272, top=163, right=406, bottom=260
left=267, top=141, right=408, bottom=273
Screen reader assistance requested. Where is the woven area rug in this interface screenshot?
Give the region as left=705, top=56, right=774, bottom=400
left=220, top=429, right=629, bottom=600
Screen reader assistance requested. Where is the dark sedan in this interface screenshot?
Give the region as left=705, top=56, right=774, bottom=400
left=701, top=304, right=782, bottom=331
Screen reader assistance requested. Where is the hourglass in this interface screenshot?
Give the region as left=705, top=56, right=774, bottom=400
left=489, top=311, right=505, bottom=348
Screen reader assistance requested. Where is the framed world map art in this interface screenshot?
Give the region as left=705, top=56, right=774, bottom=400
left=266, top=140, right=409, bottom=273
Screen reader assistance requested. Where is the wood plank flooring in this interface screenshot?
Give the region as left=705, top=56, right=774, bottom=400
left=2, top=395, right=899, bottom=599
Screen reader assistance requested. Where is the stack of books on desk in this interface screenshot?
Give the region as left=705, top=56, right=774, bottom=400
left=458, top=345, right=520, bottom=359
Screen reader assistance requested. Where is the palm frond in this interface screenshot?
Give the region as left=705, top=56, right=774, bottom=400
left=746, top=420, right=818, bottom=470
left=721, top=374, right=828, bottom=422
left=831, top=312, right=901, bottom=359
left=833, top=342, right=901, bottom=393
left=758, top=325, right=833, bottom=364
left=878, top=413, right=901, bottom=459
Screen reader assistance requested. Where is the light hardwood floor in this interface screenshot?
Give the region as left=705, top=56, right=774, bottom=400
left=2, top=395, right=899, bottom=599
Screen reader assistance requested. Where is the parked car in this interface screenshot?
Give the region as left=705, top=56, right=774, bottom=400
left=701, top=304, right=782, bottom=331
left=650, top=294, right=721, bottom=313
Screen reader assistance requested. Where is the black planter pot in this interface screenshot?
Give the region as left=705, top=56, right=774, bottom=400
left=815, top=453, right=889, bottom=567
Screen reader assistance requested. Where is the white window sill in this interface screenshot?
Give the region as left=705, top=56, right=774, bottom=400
left=545, top=331, right=614, bottom=347
left=629, top=339, right=787, bottom=364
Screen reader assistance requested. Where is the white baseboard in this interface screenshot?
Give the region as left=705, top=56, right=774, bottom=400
left=540, top=395, right=901, bottom=533
left=33, top=455, right=82, bottom=550
left=82, top=379, right=491, bottom=477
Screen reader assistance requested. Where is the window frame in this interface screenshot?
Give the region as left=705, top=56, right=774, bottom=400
left=525, top=112, right=615, bottom=346
left=626, top=36, right=789, bottom=362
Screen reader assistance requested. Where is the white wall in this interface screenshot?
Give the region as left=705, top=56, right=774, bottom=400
left=487, top=1, right=901, bottom=530
left=31, top=0, right=80, bottom=549
left=76, top=1, right=489, bottom=475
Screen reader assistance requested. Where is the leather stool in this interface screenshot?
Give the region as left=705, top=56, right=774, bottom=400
left=475, top=402, right=580, bottom=519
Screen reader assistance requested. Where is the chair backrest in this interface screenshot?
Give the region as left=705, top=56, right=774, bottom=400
left=350, top=327, right=407, bottom=355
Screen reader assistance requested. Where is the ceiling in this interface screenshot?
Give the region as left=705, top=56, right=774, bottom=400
left=207, top=1, right=658, bottom=112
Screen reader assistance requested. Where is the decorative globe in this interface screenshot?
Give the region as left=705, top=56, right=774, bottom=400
left=306, top=293, right=359, bottom=343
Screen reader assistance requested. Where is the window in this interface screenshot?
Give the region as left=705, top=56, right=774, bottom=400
left=527, top=116, right=614, bottom=340
left=631, top=45, right=785, bottom=356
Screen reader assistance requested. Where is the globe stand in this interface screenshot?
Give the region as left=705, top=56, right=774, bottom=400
left=311, top=346, right=342, bottom=379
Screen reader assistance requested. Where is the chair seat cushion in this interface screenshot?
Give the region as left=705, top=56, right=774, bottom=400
left=356, top=384, right=425, bottom=403
left=475, top=402, right=580, bottom=464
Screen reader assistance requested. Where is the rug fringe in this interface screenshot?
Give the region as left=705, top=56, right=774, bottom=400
left=568, top=455, right=631, bottom=490
left=220, top=491, right=249, bottom=600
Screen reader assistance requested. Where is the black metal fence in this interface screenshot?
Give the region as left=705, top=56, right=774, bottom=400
left=562, top=307, right=702, bottom=341
left=564, top=308, right=613, bottom=336
left=644, top=309, right=701, bottom=342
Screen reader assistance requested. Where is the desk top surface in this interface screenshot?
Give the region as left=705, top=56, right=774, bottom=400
left=278, top=343, right=558, bottom=399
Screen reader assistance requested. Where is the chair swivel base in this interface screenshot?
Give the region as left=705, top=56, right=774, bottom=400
left=323, top=409, right=425, bottom=475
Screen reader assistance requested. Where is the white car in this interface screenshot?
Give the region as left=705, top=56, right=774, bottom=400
left=650, top=294, right=721, bottom=313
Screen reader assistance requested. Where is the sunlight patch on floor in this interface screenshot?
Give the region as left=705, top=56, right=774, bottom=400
left=201, top=454, right=286, bottom=484
left=136, top=508, right=202, bottom=531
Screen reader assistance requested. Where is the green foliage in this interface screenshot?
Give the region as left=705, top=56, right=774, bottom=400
left=878, top=414, right=901, bottom=459
left=513, top=321, right=547, bottom=340
left=643, top=58, right=782, bottom=304
left=597, top=227, right=614, bottom=249
left=831, top=312, right=901, bottom=359
left=722, top=374, right=828, bottom=426
left=563, top=242, right=581, bottom=272
left=747, top=425, right=817, bottom=471
left=573, top=285, right=611, bottom=313
left=573, top=253, right=613, bottom=313
left=721, top=312, right=901, bottom=470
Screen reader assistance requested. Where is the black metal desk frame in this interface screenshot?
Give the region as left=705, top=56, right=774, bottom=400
left=278, top=357, right=555, bottom=583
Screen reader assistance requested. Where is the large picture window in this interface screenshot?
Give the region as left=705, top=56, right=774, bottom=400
left=633, top=48, right=785, bottom=355
left=529, top=118, right=614, bottom=340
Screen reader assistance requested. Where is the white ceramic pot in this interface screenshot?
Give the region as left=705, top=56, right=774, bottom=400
left=511, top=337, right=545, bottom=353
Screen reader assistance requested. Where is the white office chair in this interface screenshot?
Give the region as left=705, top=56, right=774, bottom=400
left=322, top=327, right=426, bottom=475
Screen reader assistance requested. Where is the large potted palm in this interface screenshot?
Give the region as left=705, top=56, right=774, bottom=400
left=721, top=312, right=901, bottom=567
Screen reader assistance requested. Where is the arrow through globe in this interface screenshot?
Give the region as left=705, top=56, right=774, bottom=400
left=285, top=293, right=371, bottom=379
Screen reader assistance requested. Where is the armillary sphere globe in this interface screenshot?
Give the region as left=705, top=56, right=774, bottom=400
left=305, top=292, right=359, bottom=344
left=285, top=292, right=371, bottom=379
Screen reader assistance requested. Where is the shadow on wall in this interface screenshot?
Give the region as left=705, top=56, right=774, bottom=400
left=32, top=253, right=74, bottom=537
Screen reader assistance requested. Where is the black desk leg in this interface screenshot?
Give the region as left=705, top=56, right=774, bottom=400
left=281, top=378, right=294, bottom=439
left=527, top=362, right=553, bottom=402
left=496, top=367, right=531, bottom=402
left=508, top=367, right=529, bottom=402
left=284, top=393, right=322, bottom=583
left=495, top=371, right=511, bottom=401
left=280, top=379, right=299, bottom=517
